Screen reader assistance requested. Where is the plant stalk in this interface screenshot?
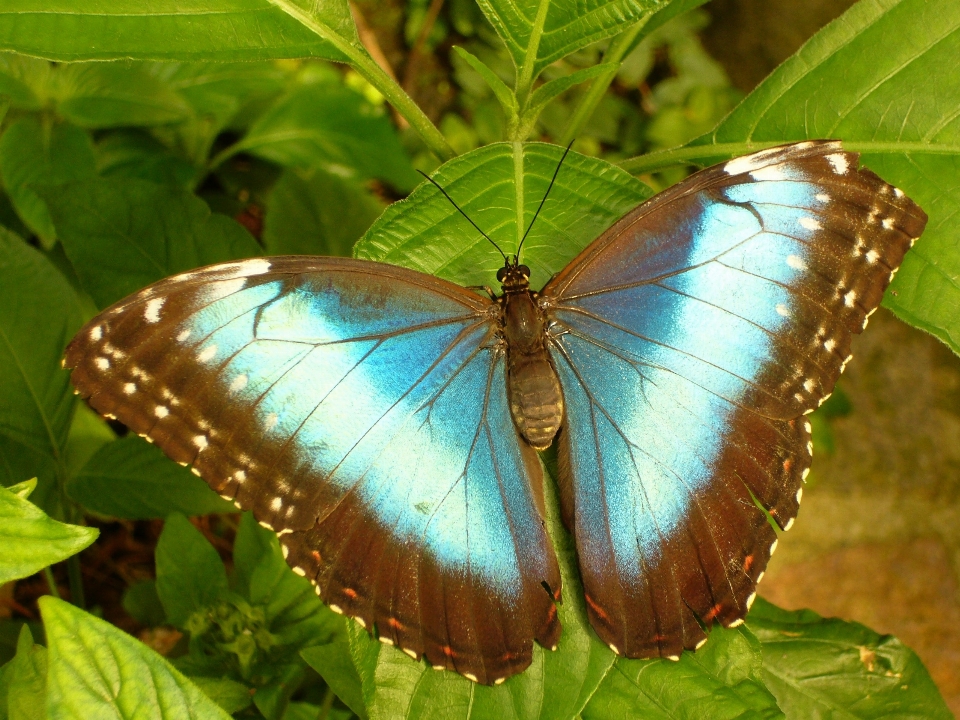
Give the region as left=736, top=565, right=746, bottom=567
left=43, top=567, right=61, bottom=600
left=269, top=0, right=455, bottom=162
left=560, top=15, right=651, bottom=145
left=513, top=0, right=553, bottom=112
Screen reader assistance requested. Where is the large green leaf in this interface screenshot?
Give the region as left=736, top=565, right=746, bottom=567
left=748, top=598, right=951, bottom=718
left=476, top=0, right=665, bottom=77
left=40, top=597, right=231, bottom=719
left=40, top=178, right=260, bottom=308
left=0, top=0, right=351, bottom=62
left=0, top=229, right=81, bottom=498
left=581, top=626, right=783, bottom=719
left=67, top=436, right=234, bottom=519
left=155, top=513, right=230, bottom=629
left=680, top=0, right=960, bottom=355
left=355, top=142, right=650, bottom=289
left=0, top=480, right=97, bottom=586
left=0, top=118, right=97, bottom=245
left=230, top=83, right=419, bottom=191
left=263, top=168, right=384, bottom=257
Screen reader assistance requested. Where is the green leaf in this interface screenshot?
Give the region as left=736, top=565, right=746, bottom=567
left=477, top=0, right=665, bottom=77
left=40, top=178, right=260, bottom=308
left=230, top=83, right=419, bottom=191
left=96, top=131, right=198, bottom=188
left=67, top=436, right=234, bottom=519
left=0, top=54, right=47, bottom=110
left=62, top=402, right=115, bottom=478
left=187, top=676, right=253, bottom=715
left=355, top=142, right=650, bottom=289
left=685, top=0, right=960, bottom=355
left=264, top=168, right=384, bottom=257
left=0, top=1, right=348, bottom=62
left=0, top=482, right=97, bottom=585
left=7, top=478, right=36, bottom=500
left=4, top=625, right=47, bottom=720
left=0, top=117, right=97, bottom=246
left=748, top=598, right=951, bottom=718
left=300, top=643, right=366, bottom=719
left=122, top=580, right=167, bottom=628
left=527, top=63, right=617, bottom=114
left=54, top=62, right=194, bottom=128
left=0, top=228, right=81, bottom=501
left=452, top=46, right=519, bottom=118
left=155, top=513, right=230, bottom=629
left=582, top=626, right=783, bottom=719
left=40, top=596, right=232, bottom=719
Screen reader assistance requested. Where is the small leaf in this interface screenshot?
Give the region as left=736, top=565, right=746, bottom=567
left=452, top=46, right=518, bottom=118
left=263, top=168, right=384, bottom=257
left=4, top=625, right=47, bottom=720
left=0, top=117, right=96, bottom=245
left=187, top=676, right=253, bottom=715
left=748, top=598, right=952, bottom=719
left=234, top=83, right=418, bottom=191
left=40, top=596, right=232, bottom=719
left=155, top=513, right=230, bottom=629
left=300, top=643, right=366, bottom=719
left=122, top=580, right=167, bottom=628
left=527, top=64, right=617, bottom=114
left=6, top=478, right=36, bottom=500
left=95, top=130, right=197, bottom=188
left=0, top=476, right=97, bottom=586
left=40, top=178, right=260, bottom=308
left=477, top=0, right=665, bottom=77
left=68, top=436, right=234, bottom=519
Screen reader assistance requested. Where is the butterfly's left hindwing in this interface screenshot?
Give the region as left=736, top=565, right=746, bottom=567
left=65, top=256, right=561, bottom=685
left=542, top=141, right=926, bottom=658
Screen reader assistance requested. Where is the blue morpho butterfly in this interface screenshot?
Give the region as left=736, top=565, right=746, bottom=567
left=65, top=141, right=926, bottom=685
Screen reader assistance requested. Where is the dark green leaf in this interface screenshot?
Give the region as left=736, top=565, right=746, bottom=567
left=40, top=596, right=231, bottom=719
left=232, top=511, right=275, bottom=599
left=0, top=1, right=348, bottom=63
left=155, top=513, right=230, bottom=628
left=748, top=598, right=952, bottom=719
left=253, top=662, right=307, bottom=720
left=623, top=0, right=711, bottom=57
left=0, top=482, right=97, bottom=585
left=96, top=131, right=197, bottom=188
left=0, top=228, right=81, bottom=510
left=582, top=626, right=783, bottom=719
left=233, top=83, right=419, bottom=191
left=477, top=0, right=665, bottom=76
left=300, top=643, right=366, bottom=719
left=4, top=625, right=46, bottom=720
left=62, top=402, right=115, bottom=478
left=122, top=580, right=167, bottom=628
left=187, top=676, right=253, bottom=715
left=68, top=436, right=234, bottom=519
left=0, top=118, right=96, bottom=245
left=0, top=54, right=46, bottom=110
left=55, top=62, right=194, bottom=128
left=41, top=178, right=260, bottom=308
left=355, top=142, right=650, bottom=289
left=263, top=168, right=384, bottom=257
left=690, top=0, right=960, bottom=355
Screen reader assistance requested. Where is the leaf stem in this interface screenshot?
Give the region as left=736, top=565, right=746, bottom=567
left=43, top=567, right=61, bottom=599
left=619, top=140, right=960, bottom=175
left=560, top=15, right=651, bottom=145
left=268, top=0, right=455, bottom=161
left=513, top=0, right=553, bottom=111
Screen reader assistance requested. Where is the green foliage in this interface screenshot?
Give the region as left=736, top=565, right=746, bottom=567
left=0, top=0, right=955, bottom=717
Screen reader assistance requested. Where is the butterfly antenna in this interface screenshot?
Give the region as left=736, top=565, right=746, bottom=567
left=516, top=140, right=574, bottom=259
left=417, top=170, right=508, bottom=263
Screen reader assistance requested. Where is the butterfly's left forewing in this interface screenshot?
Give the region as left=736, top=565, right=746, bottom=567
left=65, top=256, right=561, bottom=685
left=542, top=141, right=927, bottom=658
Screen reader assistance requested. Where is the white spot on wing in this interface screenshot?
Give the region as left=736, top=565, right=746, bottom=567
left=796, top=487, right=803, bottom=502
left=786, top=255, right=807, bottom=271
left=95, top=357, right=110, bottom=370
left=90, top=326, right=103, bottom=341
left=749, top=165, right=786, bottom=181
left=815, top=193, right=830, bottom=203
left=177, top=329, right=191, bottom=342
left=894, top=187, right=904, bottom=198
left=265, top=413, right=279, bottom=431
left=824, top=338, right=837, bottom=352
left=826, top=153, right=849, bottom=174
left=155, top=405, right=169, bottom=418
left=608, top=643, right=620, bottom=655
left=293, top=566, right=306, bottom=577
left=776, top=303, right=791, bottom=318
left=802, top=467, right=810, bottom=481
left=194, top=435, right=208, bottom=450
left=803, top=379, right=815, bottom=392
left=234, top=470, right=247, bottom=483
left=464, top=672, right=478, bottom=682
left=784, top=517, right=796, bottom=531
left=882, top=217, right=895, bottom=230
left=843, top=290, right=857, bottom=307
left=799, top=216, right=822, bottom=231
left=123, top=382, right=136, bottom=394
left=197, top=345, right=218, bottom=363
left=144, top=297, right=165, bottom=323
left=271, top=496, right=283, bottom=511
left=230, top=374, right=248, bottom=392
left=865, top=249, right=880, bottom=264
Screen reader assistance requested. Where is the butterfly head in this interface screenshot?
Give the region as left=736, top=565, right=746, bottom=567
left=497, top=257, right=531, bottom=293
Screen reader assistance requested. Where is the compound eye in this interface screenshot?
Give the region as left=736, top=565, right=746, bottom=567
left=496, top=267, right=507, bottom=282
left=518, top=264, right=531, bottom=277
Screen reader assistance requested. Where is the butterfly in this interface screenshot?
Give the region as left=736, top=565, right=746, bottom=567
left=64, top=141, right=926, bottom=685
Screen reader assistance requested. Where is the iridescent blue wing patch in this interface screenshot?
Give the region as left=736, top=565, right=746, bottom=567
left=64, top=256, right=561, bottom=685
left=541, top=141, right=927, bottom=658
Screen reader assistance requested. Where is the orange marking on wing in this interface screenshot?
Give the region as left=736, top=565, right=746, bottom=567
left=704, top=603, right=723, bottom=622
left=783, top=458, right=793, bottom=472
left=743, top=554, right=755, bottom=572
left=388, top=617, right=404, bottom=630
left=584, top=593, right=609, bottom=621
left=311, top=550, right=322, bottom=563
left=343, top=588, right=358, bottom=600
left=442, top=645, right=456, bottom=657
